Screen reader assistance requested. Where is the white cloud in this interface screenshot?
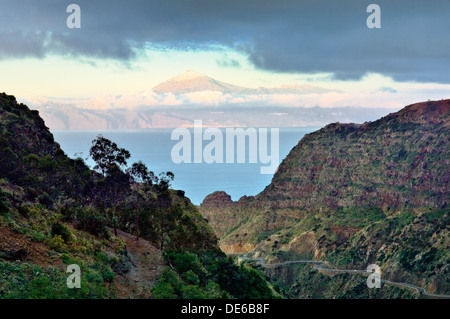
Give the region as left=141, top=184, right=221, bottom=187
left=21, top=78, right=450, bottom=112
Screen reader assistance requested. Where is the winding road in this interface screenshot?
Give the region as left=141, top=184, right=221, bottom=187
left=231, top=253, right=450, bottom=299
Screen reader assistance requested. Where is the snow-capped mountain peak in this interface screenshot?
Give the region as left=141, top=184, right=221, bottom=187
left=151, top=69, right=343, bottom=96
left=152, top=70, right=245, bottom=94
left=169, top=69, right=206, bottom=81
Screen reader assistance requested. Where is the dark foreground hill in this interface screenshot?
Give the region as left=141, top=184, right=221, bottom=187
left=200, top=99, right=450, bottom=298
left=0, top=92, right=274, bottom=299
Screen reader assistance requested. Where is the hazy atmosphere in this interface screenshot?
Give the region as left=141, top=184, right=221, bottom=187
left=0, top=0, right=449, bottom=307
left=0, top=0, right=449, bottom=129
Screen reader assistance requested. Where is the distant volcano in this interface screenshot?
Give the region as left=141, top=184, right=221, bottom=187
left=152, top=69, right=341, bottom=95
left=152, top=69, right=246, bottom=94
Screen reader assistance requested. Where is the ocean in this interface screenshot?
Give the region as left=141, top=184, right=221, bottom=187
left=52, top=127, right=318, bottom=205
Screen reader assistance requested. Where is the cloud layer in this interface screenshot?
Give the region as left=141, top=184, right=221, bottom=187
left=26, top=86, right=447, bottom=111
left=1, top=0, right=449, bottom=83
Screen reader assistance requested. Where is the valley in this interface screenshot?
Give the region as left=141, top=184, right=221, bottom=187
left=1, top=93, right=448, bottom=299
left=200, top=99, right=450, bottom=298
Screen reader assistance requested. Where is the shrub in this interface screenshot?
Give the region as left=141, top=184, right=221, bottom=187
left=0, top=191, right=9, bottom=215
left=181, top=285, right=206, bottom=299
left=75, top=207, right=109, bottom=238
left=46, top=235, right=67, bottom=252
left=160, top=268, right=184, bottom=294
left=399, top=249, right=418, bottom=270
left=183, top=270, right=200, bottom=285
left=167, top=252, right=206, bottom=280
left=151, top=281, right=176, bottom=299
left=51, top=221, right=72, bottom=242
left=38, top=192, right=53, bottom=207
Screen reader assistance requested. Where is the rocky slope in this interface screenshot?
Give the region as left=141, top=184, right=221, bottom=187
left=260, top=99, right=449, bottom=210
left=34, top=103, right=393, bottom=130
left=200, top=99, right=450, bottom=298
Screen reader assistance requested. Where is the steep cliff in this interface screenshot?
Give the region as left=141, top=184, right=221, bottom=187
left=200, top=99, right=450, bottom=297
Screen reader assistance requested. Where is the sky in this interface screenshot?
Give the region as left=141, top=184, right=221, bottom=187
left=0, top=0, right=449, bottom=110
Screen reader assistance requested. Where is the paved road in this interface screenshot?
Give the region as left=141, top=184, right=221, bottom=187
left=232, top=253, right=450, bottom=299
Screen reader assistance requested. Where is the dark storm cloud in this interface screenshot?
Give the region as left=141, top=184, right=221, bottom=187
left=1, top=0, right=449, bottom=83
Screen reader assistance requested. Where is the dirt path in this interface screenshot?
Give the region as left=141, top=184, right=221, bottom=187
left=112, top=229, right=165, bottom=299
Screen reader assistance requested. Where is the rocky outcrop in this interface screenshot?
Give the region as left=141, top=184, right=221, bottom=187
left=200, top=191, right=235, bottom=208
left=260, top=99, right=449, bottom=211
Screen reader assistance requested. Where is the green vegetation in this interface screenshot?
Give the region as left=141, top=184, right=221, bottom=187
left=151, top=251, right=275, bottom=299
left=51, top=221, right=72, bottom=243
left=0, top=261, right=110, bottom=299
left=0, top=93, right=274, bottom=299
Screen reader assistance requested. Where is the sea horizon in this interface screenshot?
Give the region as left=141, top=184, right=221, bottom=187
left=52, top=126, right=320, bottom=205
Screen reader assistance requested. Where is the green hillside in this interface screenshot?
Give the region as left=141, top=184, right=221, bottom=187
left=0, top=92, right=274, bottom=299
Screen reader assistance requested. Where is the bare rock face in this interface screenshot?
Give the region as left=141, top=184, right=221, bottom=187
left=200, top=191, right=235, bottom=208
left=220, top=243, right=258, bottom=254
left=198, top=191, right=239, bottom=239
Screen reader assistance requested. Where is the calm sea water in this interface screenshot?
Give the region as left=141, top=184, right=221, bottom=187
left=52, top=127, right=318, bottom=205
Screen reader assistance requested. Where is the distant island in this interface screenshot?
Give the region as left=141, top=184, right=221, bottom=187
left=27, top=70, right=395, bottom=130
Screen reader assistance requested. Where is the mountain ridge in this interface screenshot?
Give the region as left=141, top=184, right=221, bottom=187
left=151, top=69, right=341, bottom=95
left=199, top=98, right=450, bottom=298
left=152, top=69, right=246, bottom=94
